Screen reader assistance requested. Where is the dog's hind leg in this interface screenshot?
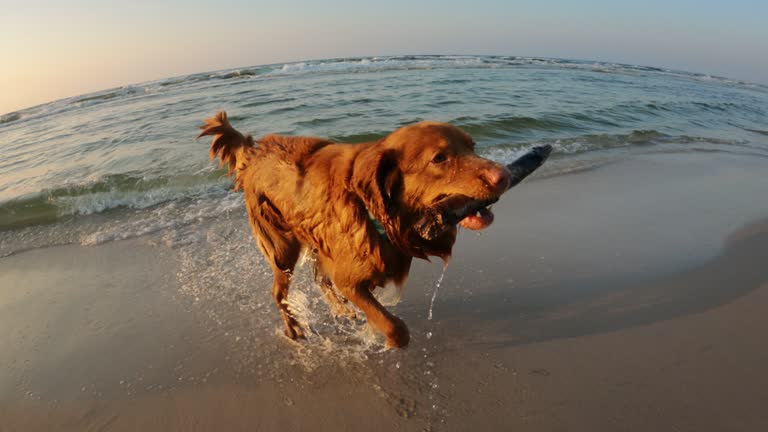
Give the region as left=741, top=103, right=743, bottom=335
left=269, top=259, right=304, bottom=339
left=311, top=260, right=356, bottom=319
left=317, top=275, right=357, bottom=320
left=249, top=196, right=304, bottom=339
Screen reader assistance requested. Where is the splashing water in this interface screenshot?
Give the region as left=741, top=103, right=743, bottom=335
left=167, top=217, right=455, bottom=426
left=422, top=263, right=451, bottom=426
left=427, top=265, right=448, bottom=321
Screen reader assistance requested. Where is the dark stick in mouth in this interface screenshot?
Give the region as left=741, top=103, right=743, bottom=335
left=416, top=145, right=553, bottom=239
left=504, top=145, right=553, bottom=191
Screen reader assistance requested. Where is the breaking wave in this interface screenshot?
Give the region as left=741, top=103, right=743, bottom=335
left=0, top=171, right=231, bottom=230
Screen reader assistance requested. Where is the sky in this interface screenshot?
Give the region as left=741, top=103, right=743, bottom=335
left=2, top=0, right=766, bottom=114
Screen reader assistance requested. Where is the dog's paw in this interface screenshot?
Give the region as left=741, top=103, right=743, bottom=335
left=283, top=317, right=306, bottom=340
left=385, top=320, right=410, bottom=349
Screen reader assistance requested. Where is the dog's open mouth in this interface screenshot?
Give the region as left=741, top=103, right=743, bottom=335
left=436, top=145, right=553, bottom=232
left=415, top=146, right=553, bottom=241
left=416, top=195, right=500, bottom=239
left=448, top=197, right=499, bottom=230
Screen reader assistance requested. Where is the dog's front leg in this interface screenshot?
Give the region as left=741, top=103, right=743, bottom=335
left=342, top=283, right=410, bottom=348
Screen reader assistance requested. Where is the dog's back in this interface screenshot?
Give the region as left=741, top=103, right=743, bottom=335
left=198, top=111, right=334, bottom=191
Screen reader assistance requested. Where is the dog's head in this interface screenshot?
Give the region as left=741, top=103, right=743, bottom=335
left=352, top=122, right=510, bottom=259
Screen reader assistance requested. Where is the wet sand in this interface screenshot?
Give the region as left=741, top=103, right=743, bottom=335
left=2, top=151, right=768, bottom=431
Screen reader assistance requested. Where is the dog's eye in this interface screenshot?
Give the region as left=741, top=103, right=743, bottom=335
left=431, top=152, right=448, bottom=164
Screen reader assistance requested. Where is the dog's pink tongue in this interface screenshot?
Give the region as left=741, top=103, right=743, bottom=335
left=459, top=208, right=494, bottom=230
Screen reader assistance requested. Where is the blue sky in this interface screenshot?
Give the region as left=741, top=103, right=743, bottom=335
left=2, top=0, right=766, bottom=113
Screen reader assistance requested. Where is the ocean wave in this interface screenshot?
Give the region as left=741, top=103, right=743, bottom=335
left=453, top=99, right=763, bottom=143
left=745, top=128, right=768, bottom=136
left=79, top=191, right=244, bottom=246
left=260, top=55, right=701, bottom=80
left=476, top=130, right=749, bottom=164
left=267, top=55, right=486, bottom=76
left=256, top=55, right=765, bottom=92
left=453, top=115, right=581, bottom=138
left=0, top=86, right=160, bottom=129
left=71, top=88, right=137, bottom=105
left=328, top=131, right=389, bottom=143
left=0, top=112, right=22, bottom=125
left=171, top=67, right=268, bottom=85
left=0, top=187, right=246, bottom=257
left=241, top=97, right=296, bottom=108
left=10, top=67, right=271, bottom=122
left=0, top=68, right=267, bottom=128
left=0, top=171, right=232, bottom=230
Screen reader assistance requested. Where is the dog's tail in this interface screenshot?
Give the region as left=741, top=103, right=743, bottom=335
left=198, top=111, right=254, bottom=177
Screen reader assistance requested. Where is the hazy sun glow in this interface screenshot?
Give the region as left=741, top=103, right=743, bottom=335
left=2, top=0, right=766, bottom=114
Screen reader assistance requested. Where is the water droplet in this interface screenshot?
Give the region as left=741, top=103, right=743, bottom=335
left=426, top=332, right=433, bottom=339
left=428, top=267, right=448, bottom=320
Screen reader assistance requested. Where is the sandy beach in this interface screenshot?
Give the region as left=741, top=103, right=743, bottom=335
left=2, top=151, right=768, bottom=431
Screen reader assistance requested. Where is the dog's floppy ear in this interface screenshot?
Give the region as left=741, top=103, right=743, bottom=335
left=352, top=145, right=403, bottom=232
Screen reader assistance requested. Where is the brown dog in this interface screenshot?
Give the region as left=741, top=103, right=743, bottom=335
left=199, top=112, right=511, bottom=348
